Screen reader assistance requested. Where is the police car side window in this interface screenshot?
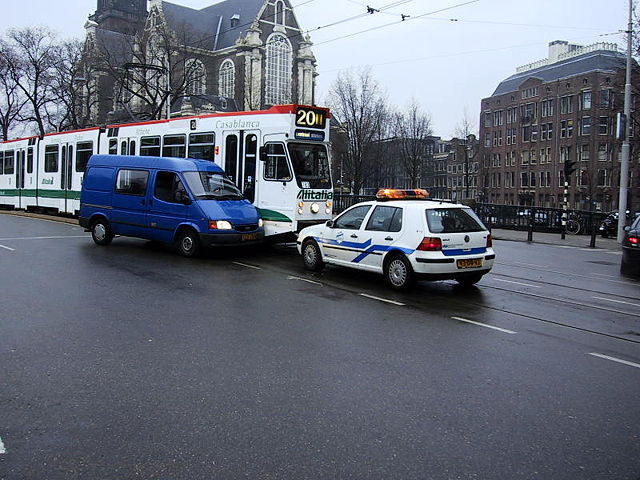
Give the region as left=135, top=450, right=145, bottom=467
left=334, top=205, right=372, bottom=230
left=366, top=206, right=402, bottom=232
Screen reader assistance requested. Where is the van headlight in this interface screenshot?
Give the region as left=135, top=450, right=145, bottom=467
left=209, top=220, right=233, bottom=230
left=258, top=218, right=264, bottom=228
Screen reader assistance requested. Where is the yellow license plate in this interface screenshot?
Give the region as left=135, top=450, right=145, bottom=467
left=241, top=233, right=258, bottom=241
left=456, top=258, right=482, bottom=269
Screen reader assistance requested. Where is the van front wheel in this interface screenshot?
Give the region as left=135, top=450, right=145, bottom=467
left=91, top=218, right=113, bottom=246
left=177, top=229, right=200, bottom=257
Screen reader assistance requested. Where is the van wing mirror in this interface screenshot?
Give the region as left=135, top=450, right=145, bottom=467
left=175, top=190, right=192, bottom=205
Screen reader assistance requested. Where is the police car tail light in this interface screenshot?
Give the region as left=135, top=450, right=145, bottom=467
left=629, top=236, right=639, bottom=245
left=486, top=234, right=493, bottom=248
left=376, top=188, right=429, bottom=201
left=417, top=237, right=442, bottom=251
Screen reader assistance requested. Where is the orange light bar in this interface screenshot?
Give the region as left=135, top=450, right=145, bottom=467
left=376, top=188, right=429, bottom=200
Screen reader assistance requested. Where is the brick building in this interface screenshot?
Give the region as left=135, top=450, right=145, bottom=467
left=479, top=40, right=640, bottom=212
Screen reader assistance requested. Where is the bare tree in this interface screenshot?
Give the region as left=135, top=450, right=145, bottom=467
left=327, top=68, right=389, bottom=194
left=2, top=28, right=59, bottom=137
left=393, top=100, right=433, bottom=188
left=0, top=39, right=26, bottom=140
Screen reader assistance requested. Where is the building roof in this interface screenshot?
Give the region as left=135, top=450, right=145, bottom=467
left=161, top=0, right=264, bottom=51
left=491, top=49, right=628, bottom=97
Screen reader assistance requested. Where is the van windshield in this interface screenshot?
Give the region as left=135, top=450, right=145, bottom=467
left=183, top=171, right=244, bottom=200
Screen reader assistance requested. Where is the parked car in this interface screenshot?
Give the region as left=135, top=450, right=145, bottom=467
left=621, top=214, right=640, bottom=277
left=79, top=155, right=264, bottom=256
left=297, top=189, right=495, bottom=290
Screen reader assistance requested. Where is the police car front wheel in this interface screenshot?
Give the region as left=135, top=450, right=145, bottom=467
left=384, top=254, right=415, bottom=291
left=302, top=239, right=324, bottom=272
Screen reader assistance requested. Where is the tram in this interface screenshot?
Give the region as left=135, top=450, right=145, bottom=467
left=0, top=104, right=333, bottom=238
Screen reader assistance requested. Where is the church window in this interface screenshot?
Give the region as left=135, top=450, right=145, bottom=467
left=275, top=0, right=285, bottom=25
left=186, top=59, right=206, bottom=96
left=265, top=34, right=292, bottom=105
left=219, top=59, right=235, bottom=98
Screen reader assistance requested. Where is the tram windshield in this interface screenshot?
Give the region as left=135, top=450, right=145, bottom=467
left=183, top=171, right=244, bottom=200
left=287, top=143, right=332, bottom=189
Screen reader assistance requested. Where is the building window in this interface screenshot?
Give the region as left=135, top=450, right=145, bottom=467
left=560, top=95, right=574, bottom=114
left=580, top=116, right=592, bottom=135
left=598, top=116, right=609, bottom=135
left=185, top=59, right=206, bottom=96
left=541, top=99, right=554, bottom=117
left=265, top=34, right=292, bottom=105
left=275, top=0, right=286, bottom=25
left=579, top=144, right=590, bottom=162
left=580, top=91, right=592, bottom=110
left=484, top=111, right=492, bottom=128
left=219, top=59, right=235, bottom=98
left=521, top=172, right=529, bottom=187
left=600, top=89, right=612, bottom=108
left=598, top=143, right=609, bottom=162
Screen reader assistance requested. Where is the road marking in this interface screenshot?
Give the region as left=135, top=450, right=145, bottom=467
left=0, top=244, right=15, bottom=252
left=492, top=278, right=540, bottom=288
left=594, top=296, right=640, bottom=308
left=452, top=316, right=517, bottom=334
left=358, top=293, right=405, bottom=306
left=287, top=275, right=322, bottom=286
left=591, top=273, right=619, bottom=279
left=232, top=262, right=262, bottom=270
left=589, top=353, right=640, bottom=370
left=0, top=235, right=87, bottom=241
left=0, top=436, right=5, bottom=454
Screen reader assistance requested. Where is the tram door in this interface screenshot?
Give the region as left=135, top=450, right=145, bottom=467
left=222, top=130, right=260, bottom=204
left=60, top=144, right=74, bottom=213
left=15, top=149, right=26, bottom=209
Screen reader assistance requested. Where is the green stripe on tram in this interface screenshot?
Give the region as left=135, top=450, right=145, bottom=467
left=258, top=209, right=292, bottom=223
left=0, top=189, right=80, bottom=200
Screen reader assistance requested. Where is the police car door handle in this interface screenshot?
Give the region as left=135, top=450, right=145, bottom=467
left=385, top=236, right=393, bottom=241
left=350, top=234, right=358, bottom=238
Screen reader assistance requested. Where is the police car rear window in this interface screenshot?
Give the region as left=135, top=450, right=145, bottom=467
left=426, top=208, right=486, bottom=234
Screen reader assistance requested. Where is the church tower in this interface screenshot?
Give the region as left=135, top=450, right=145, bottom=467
left=91, top=0, right=147, bottom=34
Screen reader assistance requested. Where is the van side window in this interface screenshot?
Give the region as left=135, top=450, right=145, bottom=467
left=163, top=134, right=186, bottom=158
left=154, top=171, right=186, bottom=203
left=115, top=169, right=149, bottom=196
left=44, top=145, right=59, bottom=172
left=140, top=136, right=161, bottom=156
left=263, top=143, right=291, bottom=181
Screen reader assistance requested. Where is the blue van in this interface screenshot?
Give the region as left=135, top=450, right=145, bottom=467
left=79, top=155, right=264, bottom=256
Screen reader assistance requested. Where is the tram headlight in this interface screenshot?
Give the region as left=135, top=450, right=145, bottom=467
left=298, top=208, right=304, bottom=215
left=209, top=220, right=233, bottom=230
left=310, top=203, right=320, bottom=214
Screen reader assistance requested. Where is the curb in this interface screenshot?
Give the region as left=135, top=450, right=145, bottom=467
left=0, top=210, right=79, bottom=226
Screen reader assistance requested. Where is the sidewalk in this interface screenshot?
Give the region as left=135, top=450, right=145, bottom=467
left=490, top=227, right=622, bottom=251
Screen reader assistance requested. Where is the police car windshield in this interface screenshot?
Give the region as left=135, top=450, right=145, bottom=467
left=183, top=171, right=244, bottom=200
left=426, top=208, right=487, bottom=233
left=287, top=143, right=332, bottom=189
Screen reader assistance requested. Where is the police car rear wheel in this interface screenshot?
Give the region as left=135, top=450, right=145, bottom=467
left=385, top=254, right=414, bottom=291
left=302, top=239, right=324, bottom=272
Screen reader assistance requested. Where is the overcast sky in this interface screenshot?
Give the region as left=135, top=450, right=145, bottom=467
left=2, top=0, right=630, bottom=137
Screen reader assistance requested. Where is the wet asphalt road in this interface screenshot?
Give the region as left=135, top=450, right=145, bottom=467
left=0, top=214, right=639, bottom=479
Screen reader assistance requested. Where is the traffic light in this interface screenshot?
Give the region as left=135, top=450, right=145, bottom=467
left=564, top=160, right=577, bottom=184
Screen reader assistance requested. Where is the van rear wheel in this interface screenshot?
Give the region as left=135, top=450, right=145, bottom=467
left=177, top=229, right=200, bottom=257
left=91, top=218, right=113, bottom=246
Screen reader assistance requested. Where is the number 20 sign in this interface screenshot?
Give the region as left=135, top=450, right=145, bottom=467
left=295, top=107, right=327, bottom=129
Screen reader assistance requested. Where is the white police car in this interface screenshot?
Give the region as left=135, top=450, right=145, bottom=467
left=297, top=189, right=495, bottom=290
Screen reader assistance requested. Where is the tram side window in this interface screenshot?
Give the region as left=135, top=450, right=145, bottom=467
left=3, top=151, right=14, bottom=175
left=263, top=143, right=291, bottom=181
left=163, top=134, right=186, bottom=158
left=44, top=145, right=59, bottom=172
left=76, top=142, right=93, bottom=172
left=188, top=133, right=215, bottom=160
left=27, top=148, right=34, bottom=174
left=109, top=139, right=118, bottom=155
left=140, top=136, right=161, bottom=156
left=115, top=169, right=149, bottom=196
left=0, top=152, right=3, bottom=175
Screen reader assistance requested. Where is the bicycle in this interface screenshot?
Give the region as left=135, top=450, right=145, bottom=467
left=565, top=211, right=583, bottom=235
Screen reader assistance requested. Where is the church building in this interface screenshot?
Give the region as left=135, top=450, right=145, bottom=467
left=83, top=0, right=318, bottom=123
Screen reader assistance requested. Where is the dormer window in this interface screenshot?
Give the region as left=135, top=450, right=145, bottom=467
left=231, top=14, right=240, bottom=28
